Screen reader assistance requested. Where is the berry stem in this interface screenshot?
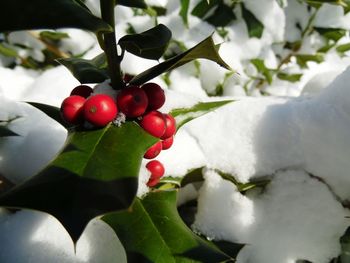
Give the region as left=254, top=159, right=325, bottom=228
left=100, top=0, right=124, bottom=90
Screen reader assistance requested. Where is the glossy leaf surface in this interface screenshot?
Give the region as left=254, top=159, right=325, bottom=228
left=0, top=122, right=158, bottom=243
left=103, top=190, right=233, bottom=262
left=0, top=0, right=112, bottom=33
left=119, top=24, right=172, bottom=60
left=129, top=36, right=232, bottom=85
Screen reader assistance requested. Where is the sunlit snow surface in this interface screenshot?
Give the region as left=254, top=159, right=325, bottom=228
left=1, top=0, right=350, bottom=262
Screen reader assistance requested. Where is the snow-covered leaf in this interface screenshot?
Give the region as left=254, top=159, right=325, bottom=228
left=295, top=54, right=324, bottom=68
left=241, top=3, right=264, bottom=38
left=251, top=59, right=273, bottom=84
left=0, top=122, right=158, bottom=243
left=102, top=190, right=233, bottom=262
left=170, top=100, right=234, bottom=129
left=129, top=36, right=232, bottom=85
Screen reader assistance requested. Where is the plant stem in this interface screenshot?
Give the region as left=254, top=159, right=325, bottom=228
left=100, top=0, right=124, bottom=90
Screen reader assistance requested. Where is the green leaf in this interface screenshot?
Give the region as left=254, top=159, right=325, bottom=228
left=102, top=190, right=233, bottom=262
left=170, top=100, right=234, bottom=130
left=336, top=42, right=350, bottom=54
left=241, top=3, right=264, bottom=38
left=295, top=53, right=324, bottom=68
left=0, top=0, right=112, bottom=33
left=314, top=27, right=347, bottom=42
left=0, top=126, right=19, bottom=137
left=26, top=102, right=70, bottom=128
left=251, top=59, right=273, bottom=84
left=39, top=31, right=70, bottom=41
left=205, top=2, right=236, bottom=27
left=0, top=43, right=18, bottom=58
left=58, top=53, right=109, bottom=84
left=118, top=0, right=147, bottom=9
left=129, top=36, right=232, bottom=85
left=180, top=0, right=190, bottom=26
left=191, top=0, right=218, bottom=18
left=0, top=122, right=158, bottom=243
left=340, top=227, right=350, bottom=262
left=277, top=73, right=303, bottom=83
left=303, top=0, right=347, bottom=7
left=118, top=24, right=172, bottom=60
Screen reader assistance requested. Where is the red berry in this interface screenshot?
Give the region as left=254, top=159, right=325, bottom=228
left=140, top=111, right=166, bottom=138
left=162, top=136, right=174, bottom=150
left=147, top=177, right=160, bottom=187
left=117, top=86, right=148, bottom=118
left=141, top=82, right=165, bottom=111
left=144, top=141, right=162, bottom=159
left=161, top=114, right=176, bottom=139
left=146, top=160, right=165, bottom=179
left=60, top=95, right=86, bottom=124
left=83, top=94, right=118, bottom=127
left=70, top=85, right=93, bottom=98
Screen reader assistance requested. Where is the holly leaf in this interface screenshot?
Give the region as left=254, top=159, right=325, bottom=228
left=0, top=122, right=158, bottom=243
left=58, top=53, right=109, bottom=84
left=0, top=0, right=112, bottom=33
left=295, top=54, right=324, bottom=68
left=241, top=3, right=264, bottom=38
left=129, top=36, right=232, bottom=85
left=119, top=24, right=172, bottom=60
left=0, top=43, right=18, bottom=58
left=0, top=126, right=19, bottom=137
left=102, top=190, right=233, bottom=262
left=251, top=59, right=273, bottom=84
left=314, top=27, right=347, bottom=42
left=170, top=100, right=234, bottom=129
left=26, top=102, right=70, bottom=128
left=277, top=73, right=303, bottom=83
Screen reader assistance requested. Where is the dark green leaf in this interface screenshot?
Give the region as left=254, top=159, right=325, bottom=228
left=251, top=59, right=273, bottom=84
left=0, top=0, right=112, bottom=33
left=103, top=190, right=233, bottom=262
left=241, top=3, right=264, bottom=38
left=39, top=31, right=70, bottom=41
left=118, top=24, right=172, bottom=60
left=317, top=43, right=336, bottom=53
left=340, top=226, right=350, bottom=262
left=170, top=100, right=234, bottom=129
left=314, top=27, right=346, bottom=42
left=58, top=53, right=109, bottom=84
left=129, top=36, right=232, bottom=85
left=26, top=102, right=70, bottom=128
left=0, top=126, right=19, bottom=137
left=205, top=3, right=236, bottom=27
left=0, top=122, right=158, bottom=243
left=212, top=240, right=245, bottom=259
left=180, top=0, right=190, bottom=26
left=118, top=0, right=147, bottom=9
left=303, top=0, right=347, bottom=6
left=0, top=43, right=18, bottom=58
left=181, top=167, right=205, bottom=187
left=191, top=0, right=218, bottom=18
left=277, top=73, right=303, bottom=83
left=295, top=53, right=324, bottom=68
left=336, top=42, right=350, bottom=54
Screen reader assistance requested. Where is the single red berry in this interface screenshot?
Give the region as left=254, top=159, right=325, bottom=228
left=144, top=141, right=162, bottom=159
left=162, top=136, right=174, bottom=150
left=161, top=114, right=176, bottom=139
left=146, top=160, right=165, bottom=179
left=117, top=86, right=148, bottom=118
left=83, top=94, right=118, bottom=127
left=147, top=177, right=160, bottom=187
left=141, top=82, right=165, bottom=111
left=140, top=111, right=166, bottom=138
left=70, top=85, right=93, bottom=98
left=60, top=95, right=86, bottom=124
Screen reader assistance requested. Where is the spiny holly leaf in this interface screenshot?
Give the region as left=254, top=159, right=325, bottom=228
left=241, top=3, right=264, bottom=38
left=118, top=0, right=147, bottom=9
left=119, top=24, right=172, bottom=60
left=0, top=126, right=18, bottom=137
left=0, top=0, right=112, bottom=33
left=102, top=190, right=233, bottom=262
left=0, top=122, right=158, bottom=243
left=170, top=100, right=234, bottom=129
left=26, top=102, right=70, bottom=128
left=58, top=53, right=109, bottom=84
left=251, top=59, right=273, bottom=84
left=129, top=36, right=232, bottom=85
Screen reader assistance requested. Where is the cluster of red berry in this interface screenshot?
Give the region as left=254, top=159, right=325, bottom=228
left=60, top=81, right=176, bottom=188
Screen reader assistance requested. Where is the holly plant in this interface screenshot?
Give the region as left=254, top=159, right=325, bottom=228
left=0, top=0, right=238, bottom=261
